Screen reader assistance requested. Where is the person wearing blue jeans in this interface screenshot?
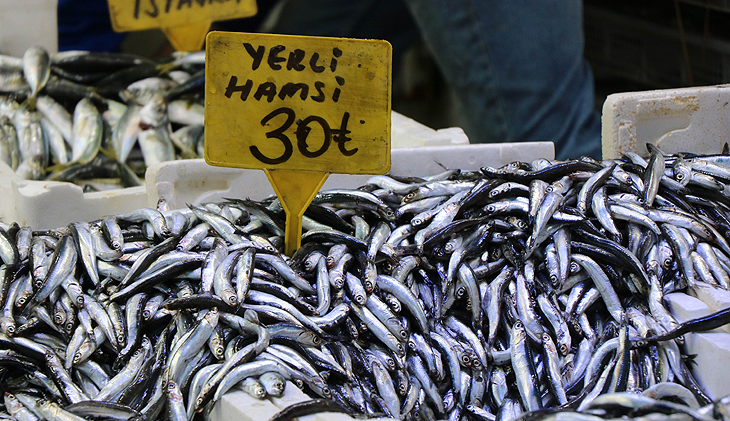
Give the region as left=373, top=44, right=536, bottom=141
left=269, top=0, right=602, bottom=160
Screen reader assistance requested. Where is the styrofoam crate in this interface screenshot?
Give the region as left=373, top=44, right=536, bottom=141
left=601, top=84, right=730, bottom=159
left=0, top=111, right=485, bottom=229
left=0, top=0, right=57, bottom=56
left=145, top=141, right=555, bottom=209
left=212, top=383, right=386, bottom=421
left=0, top=160, right=147, bottom=229
left=604, top=84, right=730, bottom=400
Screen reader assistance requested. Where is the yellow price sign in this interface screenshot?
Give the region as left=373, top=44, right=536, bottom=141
left=204, top=31, right=392, bottom=254
left=106, top=0, right=257, bottom=51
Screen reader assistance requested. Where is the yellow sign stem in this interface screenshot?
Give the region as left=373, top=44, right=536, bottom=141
left=162, top=21, right=212, bottom=52
left=265, top=169, right=330, bottom=256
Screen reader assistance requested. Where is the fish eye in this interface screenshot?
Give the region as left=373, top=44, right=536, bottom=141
left=546, top=186, right=554, bottom=193
left=676, top=173, right=685, bottom=180
left=487, top=205, right=495, bottom=213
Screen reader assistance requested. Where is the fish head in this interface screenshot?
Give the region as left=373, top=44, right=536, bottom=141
left=139, top=93, right=168, bottom=127
left=673, top=159, right=692, bottom=186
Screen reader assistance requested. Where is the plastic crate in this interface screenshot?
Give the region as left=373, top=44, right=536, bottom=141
left=601, top=84, right=730, bottom=158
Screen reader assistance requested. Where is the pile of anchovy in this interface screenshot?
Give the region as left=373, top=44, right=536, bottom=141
left=0, top=46, right=205, bottom=188
left=1, top=146, right=730, bottom=421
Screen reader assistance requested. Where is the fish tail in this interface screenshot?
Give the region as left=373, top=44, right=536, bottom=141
left=98, top=146, right=118, bottom=161
left=19, top=96, right=37, bottom=111
left=156, top=62, right=177, bottom=75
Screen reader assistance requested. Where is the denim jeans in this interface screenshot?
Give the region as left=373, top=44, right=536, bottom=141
left=271, top=0, right=602, bottom=160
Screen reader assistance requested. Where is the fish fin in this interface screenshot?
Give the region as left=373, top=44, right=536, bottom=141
left=724, top=142, right=730, bottom=155
left=156, top=62, right=177, bottom=76
left=646, top=142, right=670, bottom=157
left=169, top=132, right=198, bottom=159
left=433, top=159, right=448, bottom=171
left=19, top=96, right=37, bottom=111
left=44, top=163, right=69, bottom=173
left=683, top=353, right=698, bottom=366
left=97, top=146, right=117, bottom=161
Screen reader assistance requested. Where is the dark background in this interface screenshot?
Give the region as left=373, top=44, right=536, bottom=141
left=65, top=0, right=730, bottom=131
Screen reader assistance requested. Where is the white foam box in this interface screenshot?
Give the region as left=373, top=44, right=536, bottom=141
left=0, top=160, right=147, bottom=229
left=145, top=110, right=552, bottom=208
left=0, top=0, right=57, bottom=56
left=605, top=85, right=730, bottom=399
left=665, top=292, right=730, bottom=400
left=0, top=110, right=552, bottom=229
left=212, top=381, right=395, bottom=421
left=145, top=141, right=554, bottom=209
left=602, top=84, right=730, bottom=159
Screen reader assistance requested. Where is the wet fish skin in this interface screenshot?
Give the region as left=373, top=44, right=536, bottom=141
left=23, top=46, right=51, bottom=98
left=0, top=146, right=729, bottom=420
